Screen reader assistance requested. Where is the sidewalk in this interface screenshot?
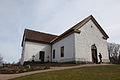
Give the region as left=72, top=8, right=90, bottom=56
left=0, top=64, right=112, bottom=80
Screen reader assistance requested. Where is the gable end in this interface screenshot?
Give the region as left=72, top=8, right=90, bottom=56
left=74, top=15, right=109, bottom=39
left=52, top=15, right=109, bottom=43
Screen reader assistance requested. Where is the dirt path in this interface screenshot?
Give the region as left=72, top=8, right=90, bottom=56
left=0, top=64, right=112, bottom=80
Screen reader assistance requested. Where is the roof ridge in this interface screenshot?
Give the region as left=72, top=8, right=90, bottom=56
left=22, top=15, right=109, bottom=45
left=51, top=15, right=109, bottom=43
left=51, top=15, right=93, bottom=43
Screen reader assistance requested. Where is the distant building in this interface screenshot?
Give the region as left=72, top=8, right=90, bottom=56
left=20, top=15, right=110, bottom=65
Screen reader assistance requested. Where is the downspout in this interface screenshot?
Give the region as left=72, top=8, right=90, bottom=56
left=73, top=33, right=76, bottom=63
left=50, top=44, right=52, bottom=62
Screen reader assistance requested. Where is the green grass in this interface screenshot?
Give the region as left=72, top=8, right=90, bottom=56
left=10, top=65, right=120, bottom=80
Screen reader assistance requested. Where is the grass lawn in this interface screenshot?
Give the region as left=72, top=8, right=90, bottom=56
left=10, top=65, right=120, bottom=80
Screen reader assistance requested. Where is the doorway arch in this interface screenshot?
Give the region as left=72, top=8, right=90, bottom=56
left=91, top=44, right=98, bottom=64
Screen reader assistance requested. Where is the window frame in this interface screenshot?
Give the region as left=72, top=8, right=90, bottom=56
left=61, top=46, right=64, bottom=57
left=53, top=49, right=55, bottom=59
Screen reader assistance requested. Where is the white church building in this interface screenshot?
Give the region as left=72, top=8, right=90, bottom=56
left=20, top=15, right=110, bottom=65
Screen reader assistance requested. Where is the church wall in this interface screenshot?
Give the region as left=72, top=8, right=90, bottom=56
left=52, top=33, right=75, bottom=62
left=74, top=20, right=109, bottom=63
left=22, top=41, right=51, bottom=63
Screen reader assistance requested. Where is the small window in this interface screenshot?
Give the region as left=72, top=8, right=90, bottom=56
left=61, top=46, right=64, bottom=57
left=53, top=49, right=55, bottom=59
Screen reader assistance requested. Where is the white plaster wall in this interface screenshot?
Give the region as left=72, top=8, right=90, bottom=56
left=52, top=34, right=75, bottom=62
left=23, top=41, right=51, bottom=62
left=20, top=40, right=25, bottom=65
left=75, top=20, right=109, bottom=62
left=20, top=47, right=24, bottom=65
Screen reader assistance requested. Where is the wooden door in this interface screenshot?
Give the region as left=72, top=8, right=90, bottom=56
left=91, top=44, right=98, bottom=64
left=39, top=51, right=45, bottom=63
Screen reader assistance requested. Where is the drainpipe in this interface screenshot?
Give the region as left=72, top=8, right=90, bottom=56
left=50, top=44, right=52, bottom=62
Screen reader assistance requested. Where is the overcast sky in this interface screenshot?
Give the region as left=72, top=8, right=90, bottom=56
left=0, top=0, right=120, bottom=63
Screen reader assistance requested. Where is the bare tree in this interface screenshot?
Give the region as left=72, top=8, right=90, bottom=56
left=108, top=43, right=120, bottom=64
left=0, top=54, right=3, bottom=66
